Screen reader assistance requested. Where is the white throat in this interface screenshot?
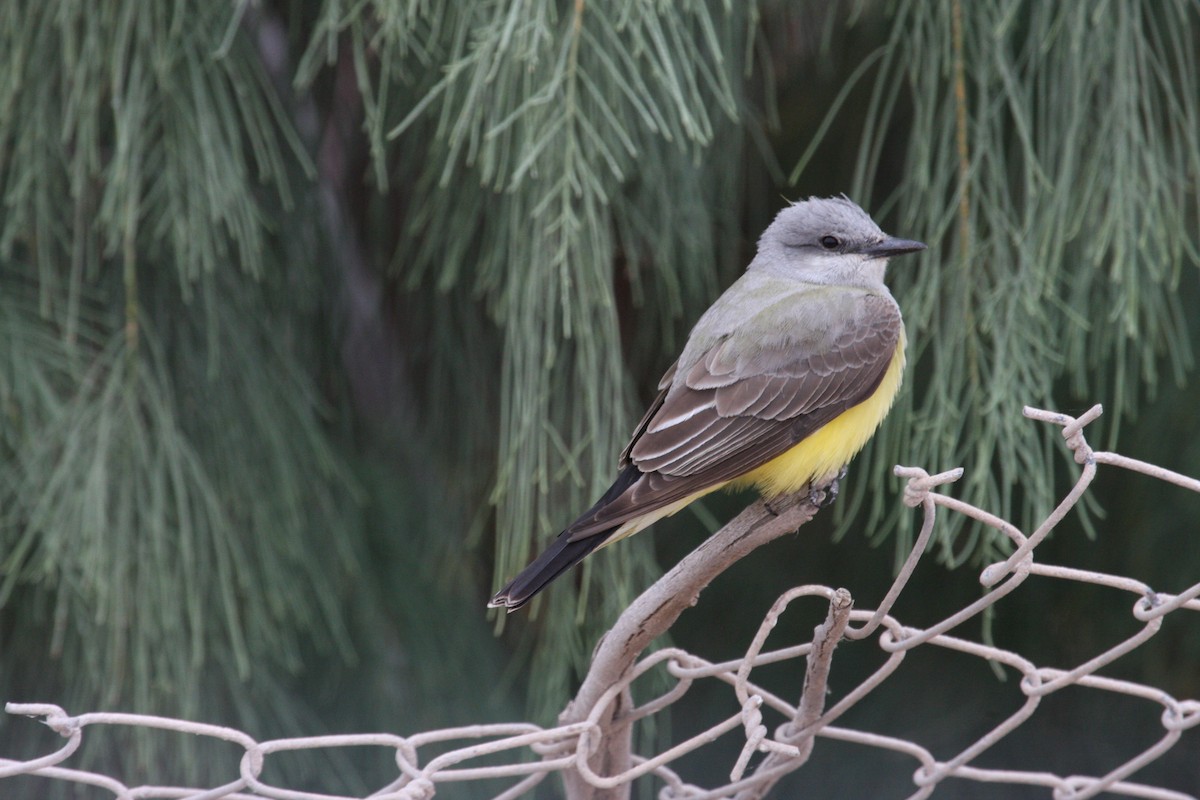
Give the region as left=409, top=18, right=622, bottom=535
left=749, top=246, right=889, bottom=288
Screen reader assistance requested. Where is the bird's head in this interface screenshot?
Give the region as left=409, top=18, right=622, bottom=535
left=753, top=196, right=926, bottom=286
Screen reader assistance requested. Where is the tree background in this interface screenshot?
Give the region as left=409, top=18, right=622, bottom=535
left=1, top=1, right=1198, bottom=796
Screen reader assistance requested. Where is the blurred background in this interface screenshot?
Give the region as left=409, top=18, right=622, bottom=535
left=1, top=1, right=1198, bottom=796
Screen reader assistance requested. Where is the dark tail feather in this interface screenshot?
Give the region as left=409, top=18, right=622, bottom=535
left=488, top=527, right=615, bottom=612
left=489, top=466, right=643, bottom=612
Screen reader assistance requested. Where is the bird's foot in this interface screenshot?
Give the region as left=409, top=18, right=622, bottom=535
left=809, top=467, right=849, bottom=508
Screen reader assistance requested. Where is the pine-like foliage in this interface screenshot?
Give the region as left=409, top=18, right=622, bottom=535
left=818, top=0, right=1200, bottom=564
left=297, top=0, right=766, bottom=708
left=303, top=0, right=1200, bottom=711
left=0, top=0, right=1198, bottom=790
left=0, top=0, right=362, bottom=781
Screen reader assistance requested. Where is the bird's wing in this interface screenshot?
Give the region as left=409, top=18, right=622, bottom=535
left=567, top=291, right=901, bottom=540
left=617, top=358, right=677, bottom=467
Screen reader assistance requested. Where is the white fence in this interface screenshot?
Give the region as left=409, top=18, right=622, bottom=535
left=3, top=405, right=1199, bottom=799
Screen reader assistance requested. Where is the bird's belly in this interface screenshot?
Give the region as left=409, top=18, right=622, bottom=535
left=733, top=336, right=906, bottom=498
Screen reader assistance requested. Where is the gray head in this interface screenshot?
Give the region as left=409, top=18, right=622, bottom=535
left=751, top=196, right=925, bottom=286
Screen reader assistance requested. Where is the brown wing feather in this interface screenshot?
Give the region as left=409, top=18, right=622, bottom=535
left=618, top=359, right=677, bottom=467
left=566, top=294, right=902, bottom=541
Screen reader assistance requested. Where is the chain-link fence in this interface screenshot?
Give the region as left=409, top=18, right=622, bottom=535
left=3, top=404, right=1198, bottom=799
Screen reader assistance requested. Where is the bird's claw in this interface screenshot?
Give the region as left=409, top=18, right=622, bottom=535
left=809, top=466, right=848, bottom=508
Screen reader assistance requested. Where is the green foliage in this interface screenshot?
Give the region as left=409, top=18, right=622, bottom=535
left=1, top=1, right=1197, bottom=789
left=3, top=302, right=355, bottom=695
left=0, top=0, right=307, bottom=300
left=0, top=0, right=363, bottom=784
left=298, top=0, right=767, bottom=710
left=813, top=0, right=1200, bottom=564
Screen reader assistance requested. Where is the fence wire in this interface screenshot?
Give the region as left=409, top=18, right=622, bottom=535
left=3, top=404, right=1199, bottom=800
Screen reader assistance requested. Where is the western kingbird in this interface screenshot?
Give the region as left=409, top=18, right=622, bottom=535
left=490, top=196, right=924, bottom=611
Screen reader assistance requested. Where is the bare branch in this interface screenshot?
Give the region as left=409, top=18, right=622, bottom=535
left=559, top=487, right=828, bottom=799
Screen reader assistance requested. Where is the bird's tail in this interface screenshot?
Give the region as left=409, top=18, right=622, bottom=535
left=488, top=528, right=613, bottom=612
left=489, top=466, right=643, bottom=611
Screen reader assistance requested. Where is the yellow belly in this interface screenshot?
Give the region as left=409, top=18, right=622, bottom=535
left=733, top=334, right=906, bottom=497
left=599, top=333, right=906, bottom=547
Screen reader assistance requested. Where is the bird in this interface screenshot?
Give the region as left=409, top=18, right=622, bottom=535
left=489, top=196, right=925, bottom=611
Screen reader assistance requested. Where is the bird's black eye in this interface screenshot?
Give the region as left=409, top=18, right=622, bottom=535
left=819, top=235, right=840, bottom=250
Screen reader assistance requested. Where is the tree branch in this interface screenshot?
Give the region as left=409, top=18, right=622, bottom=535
left=558, top=486, right=829, bottom=799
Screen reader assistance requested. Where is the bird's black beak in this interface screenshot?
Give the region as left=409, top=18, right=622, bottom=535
left=862, top=236, right=926, bottom=259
